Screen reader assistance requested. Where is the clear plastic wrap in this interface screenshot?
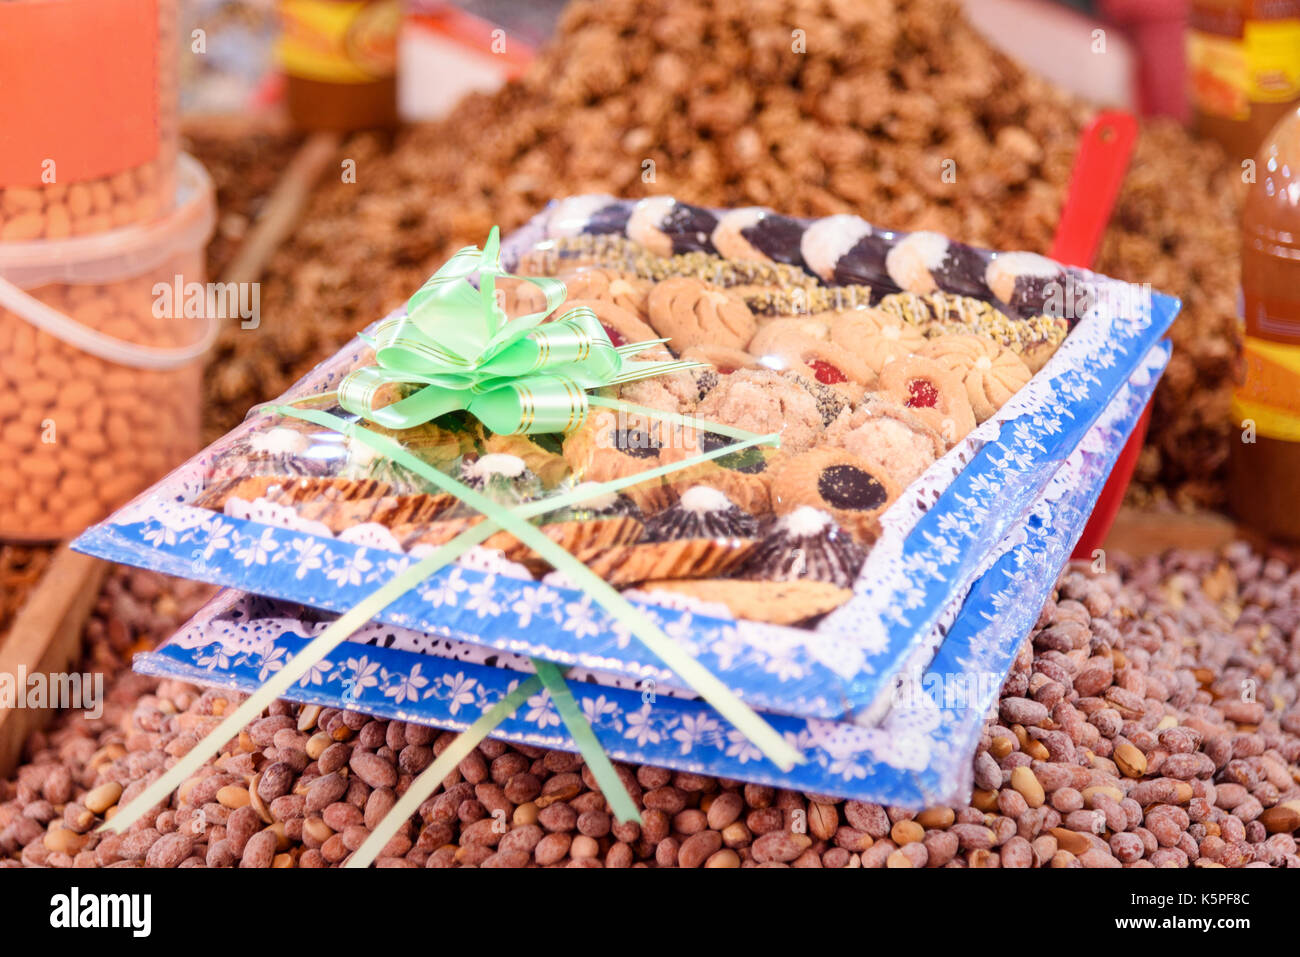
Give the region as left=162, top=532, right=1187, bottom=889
left=74, top=195, right=1180, bottom=726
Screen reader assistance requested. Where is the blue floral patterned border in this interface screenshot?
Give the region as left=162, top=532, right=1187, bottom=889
left=133, top=344, right=1166, bottom=805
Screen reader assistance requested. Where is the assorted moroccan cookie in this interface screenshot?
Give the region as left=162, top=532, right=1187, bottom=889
left=198, top=213, right=1090, bottom=631
left=877, top=355, right=977, bottom=444
left=694, top=368, right=829, bottom=455
left=826, top=397, right=947, bottom=488
left=647, top=277, right=757, bottom=352
left=735, top=506, right=867, bottom=588
left=769, top=448, right=902, bottom=544
left=918, top=334, right=1032, bottom=422
left=632, top=578, right=853, bottom=626
left=583, top=486, right=759, bottom=586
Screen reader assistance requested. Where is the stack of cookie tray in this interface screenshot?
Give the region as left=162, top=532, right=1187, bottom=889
left=73, top=197, right=1179, bottom=804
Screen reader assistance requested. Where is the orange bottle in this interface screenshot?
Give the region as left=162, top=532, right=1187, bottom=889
left=277, top=0, right=401, bottom=132
left=1188, top=0, right=1300, bottom=159
left=1229, top=105, right=1300, bottom=539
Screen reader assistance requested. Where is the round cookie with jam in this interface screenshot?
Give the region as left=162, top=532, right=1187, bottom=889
left=877, top=355, right=977, bottom=445
left=748, top=328, right=875, bottom=399
left=647, top=277, right=757, bottom=352
left=735, top=505, right=868, bottom=589
left=561, top=297, right=665, bottom=356
left=769, top=448, right=902, bottom=545
left=582, top=485, right=759, bottom=586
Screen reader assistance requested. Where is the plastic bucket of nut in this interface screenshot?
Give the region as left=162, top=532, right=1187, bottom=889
left=0, top=0, right=179, bottom=239
left=0, top=154, right=215, bottom=541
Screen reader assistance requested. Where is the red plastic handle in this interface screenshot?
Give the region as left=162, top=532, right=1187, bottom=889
left=1050, top=110, right=1139, bottom=269
left=1048, top=110, right=1144, bottom=561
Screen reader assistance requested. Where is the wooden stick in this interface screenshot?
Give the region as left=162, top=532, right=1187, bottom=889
left=220, top=130, right=340, bottom=285
left=0, top=546, right=107, bottom=777
left=1102, top=506, right=1246, bottom=559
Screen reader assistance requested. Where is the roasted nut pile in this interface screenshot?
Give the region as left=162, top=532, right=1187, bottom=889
left=203, top=0, right=1242, bottom=509
left=4, top=542, right=1300, bottom=868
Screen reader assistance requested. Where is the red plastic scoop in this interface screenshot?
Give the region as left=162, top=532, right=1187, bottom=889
left=1045, top=110, right=1146, bottom=561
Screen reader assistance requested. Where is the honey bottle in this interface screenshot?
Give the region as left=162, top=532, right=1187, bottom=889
left=1229, top=104, right=1300, bottom=539
left=277, top=0, right=401, bottom=132
left=1188, top=0, right=1300, bottom=160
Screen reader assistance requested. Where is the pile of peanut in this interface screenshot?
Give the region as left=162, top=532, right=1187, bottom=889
left=203, top=0, right=1242, bottom=510
left=3, top=541, right=1300, bottom=868
left=0, top=248, right=205, bottom=540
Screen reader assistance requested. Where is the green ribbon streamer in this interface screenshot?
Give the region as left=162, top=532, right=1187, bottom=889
left=530, top=658, right=642, bottom=825
left=347, top=675, right=544, bottom=869
left=103, top=228, right=807, bottom=841
left=276, top=406, right=802, bottom=774
left=337, top=226, right=698, bottom=434
left=101, top=410, right=787, bottom=836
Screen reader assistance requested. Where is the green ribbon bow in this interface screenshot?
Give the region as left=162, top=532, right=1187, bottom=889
left=338, top=226, right=695, bottom=434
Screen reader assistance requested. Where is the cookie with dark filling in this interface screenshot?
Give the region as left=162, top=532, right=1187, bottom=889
left=737, top=506, right=868, bottom=589
left=662, top=427, right=780, bottom=514
left=582, top=485, right=758, bottom=585
left=711, top=207, right=809, bottom=269
left=562, top=408, right=675, bottom=514
left=985, top=252, right=1065, bottom=319
left=886, top=231, right=992, bottom=300
left=518, top=482, right=646, bottom=572
left=769, top=448, right=901, bottom=545
left=628, top=196, right=720, bottom=257
left=800, top=214, right=900, bottom=292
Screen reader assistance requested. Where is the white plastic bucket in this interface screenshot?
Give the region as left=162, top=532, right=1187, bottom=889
left=0, top=154, right=216, bottom=541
